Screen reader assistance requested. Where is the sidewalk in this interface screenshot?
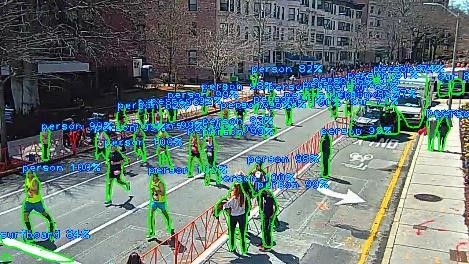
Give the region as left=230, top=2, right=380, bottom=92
left=382, top=118, right=468, bottom=264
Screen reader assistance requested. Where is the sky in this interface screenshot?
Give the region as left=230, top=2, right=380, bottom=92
left=450, top=0, right=468, bottom=9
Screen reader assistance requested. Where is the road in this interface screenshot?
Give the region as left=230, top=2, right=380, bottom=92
left=205, top=123, right=417, bottom=263
left=0, top=104, right=339, bottom=264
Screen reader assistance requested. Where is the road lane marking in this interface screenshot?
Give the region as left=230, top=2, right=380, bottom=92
left=0, top=140, right=188, bottom=217
left=0, top=132, right=187, bottom=200
left=54, top=109, right=328, bottom=253
left=357, top=133, right=416, bottom=264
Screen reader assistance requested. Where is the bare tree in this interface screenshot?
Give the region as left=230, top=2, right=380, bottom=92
left=196, top=18, right=252, bottom=87
left=146, top=0, right=191, bottom=90
left=0, top=0, right=143, bottom=161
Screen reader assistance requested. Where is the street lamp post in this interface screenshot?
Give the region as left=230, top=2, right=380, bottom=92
left=423, top=2, right=460, bottom=110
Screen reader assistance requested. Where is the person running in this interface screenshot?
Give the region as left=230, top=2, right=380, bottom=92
left=22, top=171, right=55, bottom=242
left=156, top=130, right=174, bottom=168
left=215, top=183, right=251, bottom=255
left=320, top=134, right=332, bottom=179
left=133, top=128, right=147, bottom=165
left=126, top=252, right=144, bottom=264
left=427, top=116, right=437, bottom=151
left=436, top=117, right=452, bottom=152
left=248, top=162, right=270, bottom=195
left=257, top=188, right=279, bottom=252
left=235, top=107, right=247, bottom=139
left=203, top=135, right=220, bottom=185
left=147, top=173, right=175, bottom=243
left=188, top=134, right=203, bottom=177
left=105, top=146, right=131, bottom=204
left=219, top=109, right=232, bottom=136
left=40, top=130, right=51, bottom=162
left=95, top=131, right=110, bottom=161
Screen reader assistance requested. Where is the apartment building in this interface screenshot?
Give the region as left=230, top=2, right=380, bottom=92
left=218, top=0, right=365, bottom=80
left=146, top=0, right=364, bottom=83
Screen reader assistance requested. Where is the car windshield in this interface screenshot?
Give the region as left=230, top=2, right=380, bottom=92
left=397, top=97, right=421, bottom=107
left=361, top=108, right=381, bottom=119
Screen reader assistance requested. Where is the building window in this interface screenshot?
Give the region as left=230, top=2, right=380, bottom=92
left=274, top=50, right=282, bottom=63
left=245, top=26, right=249, bottom=40
left=325, top=36, right=332, bottom=46
left=266, top=26, right=271, bottom=40
left=311, top=16, right=315, bottom=26
left=315, top=51, right=322, bottom=60
left=288, top=28, right=295, bottom=40
left=189, top=0, right=197, bottom=11
left=317, top=17, right=324, bottom=26
left=254, top=2, right=260, bottom=13
left=288, top=8, right=295, bottom=20
left=188, top=50, right=197, bottom=65
left=237, top=0, right=241, bottom=13
left=376, top=20, right=381, bottom=27
left=310, top=31, right=315, bottom=42
left=220, top=23, right=228, bottom=34
left=237, top=25, right=240, bottom=37
left=282, top=7, right=285, bottom=20
left=337, top=37, right=349, bottom=46
left=324, top=2, right=332, bottom=13
left=317, top=0, right=324, bottom=9
left=370, top=6, right=374, bottom=14
left=377, top=9, right=381, bottom=15
left=191, top=22, right=197, bottom=36
left=245, top=1, right=249, bottom=14
left=263, top=51, right=270, bottom=63
left=301, top=0, right=309, bottom=6
left=273, top=3, right=277, bottom=17
left=299, top=13, right=308, bottom=24
left=356, top=11, right=362, bottom=19
left=281, top=28, right=285, bottom=40
left=324, top=19, right=332, bottom=30
left=237, top=62, right=244, bottom=74
left=338, top=21, right=345, bottom=30
left=220, top=0, right=228, bottom=11
left=339, top=6, right=346, bottom=15
left=230, top=0, right=234, bottom=11
left=316, top=33, right=324, bottom=44
left=265, top=3, right=271, bottom=17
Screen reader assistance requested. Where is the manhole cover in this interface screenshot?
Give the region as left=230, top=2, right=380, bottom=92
left=414, top=194, right=443, bottom=202
left=450, top=249, right=469, bottom=262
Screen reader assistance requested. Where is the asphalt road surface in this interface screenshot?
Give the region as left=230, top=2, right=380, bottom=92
left=0, top=105, right=342, bottom=264
left=205, top=123, right=416, bottom=263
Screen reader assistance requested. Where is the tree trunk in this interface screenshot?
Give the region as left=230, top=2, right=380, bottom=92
left=0, top=80, right=8, bottom=163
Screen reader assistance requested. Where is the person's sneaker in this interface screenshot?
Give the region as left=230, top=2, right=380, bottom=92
left=105, top=200, right=112, bottom=205
left=259, top=247, right=271, bottom=252
left=126, top=182, right=131, bottom=192
left=146, top=234, right=155, bottom=240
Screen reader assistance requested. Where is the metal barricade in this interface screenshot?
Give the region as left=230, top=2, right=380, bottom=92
left=141, top=206, right=227, bottom=264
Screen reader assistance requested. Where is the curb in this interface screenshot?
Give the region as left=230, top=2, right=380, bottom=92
left=380, top=134, right=423, bottom=264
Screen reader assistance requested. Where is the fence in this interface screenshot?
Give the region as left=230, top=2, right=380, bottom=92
left=0, top=89, right=254, bottom=176
left=139, top=116, right=350, bottom=264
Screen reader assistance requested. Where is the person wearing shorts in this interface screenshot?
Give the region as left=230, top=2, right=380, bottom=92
left=105, top=146, right=130, bottom=204
left=188, top=134, right=202, bottom=177
left=22, top=171, right=55, bottom=242
left=203, top=136, right=220, bottom=185
left=95, top=131, right=110, bottom=161
left=147, top=174, right=175, bottom=243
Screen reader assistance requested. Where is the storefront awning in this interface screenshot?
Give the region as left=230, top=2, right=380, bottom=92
left=37, top=60, right=89, bottom=74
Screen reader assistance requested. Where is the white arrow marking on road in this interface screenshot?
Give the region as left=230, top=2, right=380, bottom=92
left=1, top=238, right=78, bottom=263
left=316, top=183, right=366, bottom=205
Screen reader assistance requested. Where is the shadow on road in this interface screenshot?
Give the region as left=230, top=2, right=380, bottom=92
left=329, top=177, right=351, bottom=185
left=271, top=250, right=299, bottom=264
left=111, top=196, right=135, bottom=210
